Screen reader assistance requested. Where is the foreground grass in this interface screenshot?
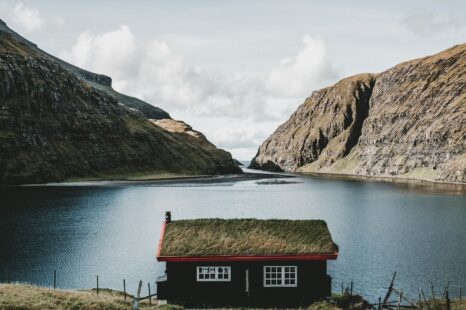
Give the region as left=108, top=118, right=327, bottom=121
left=0, top=284, right=342, bottom=310
left=0, top=284, right=180, bottom=310
left=2, top=284, right=464, bottom=310
left=420, top=299, right=466, bottom=310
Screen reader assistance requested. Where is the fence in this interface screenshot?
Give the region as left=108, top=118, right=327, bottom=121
left=2, top=268, right=463, bottom=309
left=2, top=267, right=158, bottom=309
left=346, top=272, right=463, bottom=310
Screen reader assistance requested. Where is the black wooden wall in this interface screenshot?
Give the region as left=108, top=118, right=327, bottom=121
left=157, top=260, right=331, bottom=307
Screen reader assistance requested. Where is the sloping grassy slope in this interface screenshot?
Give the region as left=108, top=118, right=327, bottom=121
left=0, top=20, right=241, bottom=185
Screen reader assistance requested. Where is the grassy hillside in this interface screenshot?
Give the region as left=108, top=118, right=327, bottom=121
left=0, top=20, right=241, bottom=185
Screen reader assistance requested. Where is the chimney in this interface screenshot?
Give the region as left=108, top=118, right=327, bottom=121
left=165, top=211, right=172, bottom=223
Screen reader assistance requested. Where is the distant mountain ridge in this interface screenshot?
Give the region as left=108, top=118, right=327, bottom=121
left=250, top=44, right=466, bottom=184
left=0, top=20, right=241, bottom=185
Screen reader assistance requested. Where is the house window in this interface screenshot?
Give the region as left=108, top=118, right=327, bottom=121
left=264, top=266, right=297, bottom=287
left=197, top=266, right=231, bottom=282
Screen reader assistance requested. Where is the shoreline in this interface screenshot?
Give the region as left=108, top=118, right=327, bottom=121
left=297, top=171, right=466, bottom=186
left=294, top=171, right=466, bottom=196
left=16, top=171, right=294, bottom=188
left=293, top=171, right=466, bottom=196
left=2, top=167, right=464, bottom=192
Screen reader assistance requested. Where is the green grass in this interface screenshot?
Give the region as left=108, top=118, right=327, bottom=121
left=159, top=219, right=338, bottom=257
left=2, top=284, right=464, bottom=310
left=0, top=287, right=337, bottom=310
left=0, top=284, right=342, bottom=310
left=0, top=284, right=176, bottom=310
left=418, top=299, right=466, bottom=310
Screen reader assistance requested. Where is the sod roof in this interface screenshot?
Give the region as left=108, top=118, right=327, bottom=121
left=158, top=219, right=338, bottom=257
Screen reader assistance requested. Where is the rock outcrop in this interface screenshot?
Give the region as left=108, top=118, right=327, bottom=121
left=250, top=44, right=465, bottom=184
left=0, top=20, right=241, bottom=185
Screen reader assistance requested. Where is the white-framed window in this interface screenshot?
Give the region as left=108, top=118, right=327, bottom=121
left=196, top=266, right=231, bottom=282
left=263, top=266, right=297, bottom=287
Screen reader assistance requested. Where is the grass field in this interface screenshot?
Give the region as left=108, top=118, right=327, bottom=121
left=0, top=284, right=180, bottom=310
left=0, top=284, right=341, bottom=309
left=1, top=283, right=464, bottom=309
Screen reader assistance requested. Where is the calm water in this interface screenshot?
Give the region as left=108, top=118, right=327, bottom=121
left=0, top=169, right=465, bottom=302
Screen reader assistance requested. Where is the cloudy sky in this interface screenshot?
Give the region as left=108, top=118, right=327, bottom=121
left=1, top=0, right=465, bottom=159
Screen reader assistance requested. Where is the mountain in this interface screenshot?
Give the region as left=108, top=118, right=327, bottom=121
left=0, top=20, right=241, bottom=185
left=250, top=44, right=465, bottom=184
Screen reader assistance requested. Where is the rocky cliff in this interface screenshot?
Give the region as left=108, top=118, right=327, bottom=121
left=250, top=44, right=465, bottom=184
left=0, top=20, right=241, bottom=185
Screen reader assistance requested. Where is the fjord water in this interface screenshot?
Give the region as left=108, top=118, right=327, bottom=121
left=1, top=169, right=465, bottom=302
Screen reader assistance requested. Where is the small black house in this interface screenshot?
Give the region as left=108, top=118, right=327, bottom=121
left=156, top=212, right=338, bottom=307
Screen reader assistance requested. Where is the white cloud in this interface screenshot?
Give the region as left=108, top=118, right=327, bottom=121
left=52, top=16, right=65, bottom=27
left=265, top=36, right=338, bottom=98
left=60, top=25, right=282, bottom=122
left=400, top=9, right=466, bottom=36
left=0, top=1, right=64, bottom=32
left=10, top=2, right=45, bottom=32
left=61, top=25, right=208, bottom=108
left=61, top=26, right=339, bottom=157
left=205, top=126, right=273, bottom=160
left=61, top=25, right=138, bottom=84
left=210, top=127, right=268, bottom=150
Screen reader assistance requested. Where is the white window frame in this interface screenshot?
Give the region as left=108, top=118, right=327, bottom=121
left=196, top=266, right=231, bottom=282
left=263, top=266, right=297, bottom=287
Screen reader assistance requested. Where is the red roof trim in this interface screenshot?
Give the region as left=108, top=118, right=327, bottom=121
left=157, top=253, right=338, bottom=262
left=156, top=221, right=166, bottom=259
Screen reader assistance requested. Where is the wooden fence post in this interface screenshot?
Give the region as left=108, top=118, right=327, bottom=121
left=132, top=298, right=138, bottom=310
left=382, top=271, right=397, bottom=308
left=132, top=280, right=143, bottom=310
left=123, top=279, right=126, bottom=301
left=446, top=289, right=450, bottom=310
left=350, top=281, right=353, bottom=295
left=418, top=289, right=421, bottom=309
left=148, top=282, right=151, bottom=305
left=53, top=270, right=56, bottom=290
left=460, top=282, right=462, bottom=300
left=397, top=290, right=403, bottom=310
left=421, top=288, right=429, bottom=308
left=96, top=275, right=99, bottom=295
left=6, top=268, right=10, bottom=284
left=137, top=280, right=142, bottom=298
left=442, top=281, right=450, bottom=299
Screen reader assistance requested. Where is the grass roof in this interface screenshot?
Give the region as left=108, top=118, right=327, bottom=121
left=158, top=219, right=337, bottom=257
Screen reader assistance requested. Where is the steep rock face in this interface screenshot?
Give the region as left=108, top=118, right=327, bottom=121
left=0, top=21, right=241, bottom=185
left=353, top=45, right=465, bottom=183
left=250, top=44, right=465, bottom=184
left=250, top=74, right=375, bottom=172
